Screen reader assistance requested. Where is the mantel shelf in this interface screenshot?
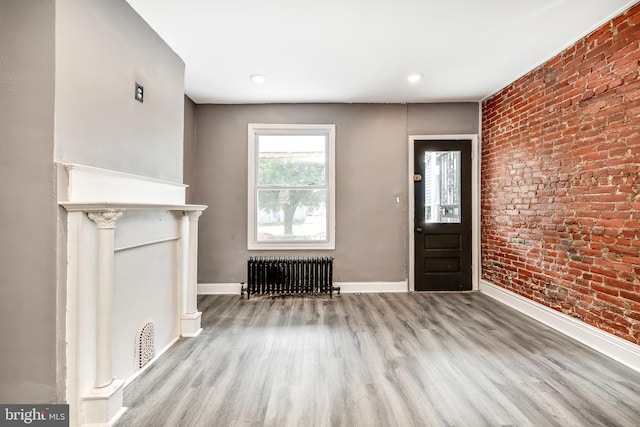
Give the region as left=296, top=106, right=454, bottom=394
left=60, top=202, right=207, bottom=213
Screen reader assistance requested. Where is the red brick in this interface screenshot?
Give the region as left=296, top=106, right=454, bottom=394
left=603, top=277, right=634, bottom=291
left=481, top=4, right=640, bottom=346
left=608, top=42, right=640, bottom=62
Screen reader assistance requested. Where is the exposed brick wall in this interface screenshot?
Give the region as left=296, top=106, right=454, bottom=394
left=481, top=4, right=640, bottom=345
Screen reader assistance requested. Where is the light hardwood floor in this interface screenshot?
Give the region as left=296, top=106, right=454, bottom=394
left=116, top=292, right=640, bottom=427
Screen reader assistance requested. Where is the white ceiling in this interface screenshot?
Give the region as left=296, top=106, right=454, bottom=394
left=125, top=0, right=638, bottom=104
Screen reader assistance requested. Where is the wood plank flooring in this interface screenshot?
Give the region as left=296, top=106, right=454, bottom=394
left=116, top=293, right=640, bottom=427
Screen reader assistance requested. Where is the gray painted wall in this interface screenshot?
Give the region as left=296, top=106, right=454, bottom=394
left=184, top=96, right=197, bottom=203
left=54, top=0, right=185, bottom=182
left=0, top=0, right=186, bottom=404
left=194, top=103, right=479, bottom=283
left=0, top=0, right=57, bottom=403
left=407, top=103, right=479, bottom=135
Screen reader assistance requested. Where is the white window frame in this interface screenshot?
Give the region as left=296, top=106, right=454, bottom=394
left=248, top=123, right=336, bottom=250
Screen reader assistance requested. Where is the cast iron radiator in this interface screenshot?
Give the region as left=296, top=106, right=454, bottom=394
left=242, top=257, right=339, bottom=299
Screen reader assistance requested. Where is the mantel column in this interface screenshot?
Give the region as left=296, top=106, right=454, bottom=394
left=186, top=210, right=202, bottom=315
left=82, top=210, right=126, bottom=426
left=181, top=210, right=203, bottom=337
left=87, top=210, right=123, bottom=388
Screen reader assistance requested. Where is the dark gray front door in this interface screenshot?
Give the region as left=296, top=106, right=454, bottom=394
left=414, top=140, right=472, bottom=291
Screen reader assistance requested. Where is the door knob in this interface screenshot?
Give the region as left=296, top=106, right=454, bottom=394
left=415, top=227, right=423, bottom=233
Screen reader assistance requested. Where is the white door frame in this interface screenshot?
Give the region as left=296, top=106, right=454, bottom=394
left=408, top=134, right=480, bottom=292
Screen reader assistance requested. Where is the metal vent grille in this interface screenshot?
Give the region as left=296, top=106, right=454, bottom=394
left=135, top=320, right=156, bottom=369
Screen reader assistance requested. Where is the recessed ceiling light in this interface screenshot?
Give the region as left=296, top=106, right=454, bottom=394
left=250, top=74, right=266, bottom=84
left=408, top=73, right=423, bottom=84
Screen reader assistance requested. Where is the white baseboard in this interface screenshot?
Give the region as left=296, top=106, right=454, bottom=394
left=123, top=336, right=179, bottom=388
left=335, top=281, right=408, bottom=293
left=480, top=279, right=640, bottom=373
left=197, top=281, right=409, bottom=295
left=198, top=283, right=243, bottom=295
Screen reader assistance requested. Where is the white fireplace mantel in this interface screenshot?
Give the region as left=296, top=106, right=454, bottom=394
left=58, top=163, right=207, bottom=427
left=60, top=202, right=207, bottom=213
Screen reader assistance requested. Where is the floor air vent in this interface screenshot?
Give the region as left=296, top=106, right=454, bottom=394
left=135, top=320, right=156, bottom=369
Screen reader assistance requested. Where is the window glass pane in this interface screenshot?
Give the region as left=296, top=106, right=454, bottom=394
left=258, top=135, right=326, bottom=186
left=257, top=189, right=327, bottom=242
left=424, top=151, right=461, bottom=223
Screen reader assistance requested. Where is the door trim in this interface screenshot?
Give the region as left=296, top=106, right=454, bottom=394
left=408, top=134, right=480, bottom=292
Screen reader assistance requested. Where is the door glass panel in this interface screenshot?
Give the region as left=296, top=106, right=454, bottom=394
left=424, top=151, right=461, bottom=223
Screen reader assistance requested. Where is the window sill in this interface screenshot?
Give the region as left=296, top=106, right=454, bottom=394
left=248, top=242, right=335, bottom=251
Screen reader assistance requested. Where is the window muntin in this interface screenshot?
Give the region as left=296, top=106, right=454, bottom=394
left=248, top=124, right=335, bottom=250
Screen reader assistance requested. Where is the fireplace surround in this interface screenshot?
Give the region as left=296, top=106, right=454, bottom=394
left=58, top=163, right=206, bottom=426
